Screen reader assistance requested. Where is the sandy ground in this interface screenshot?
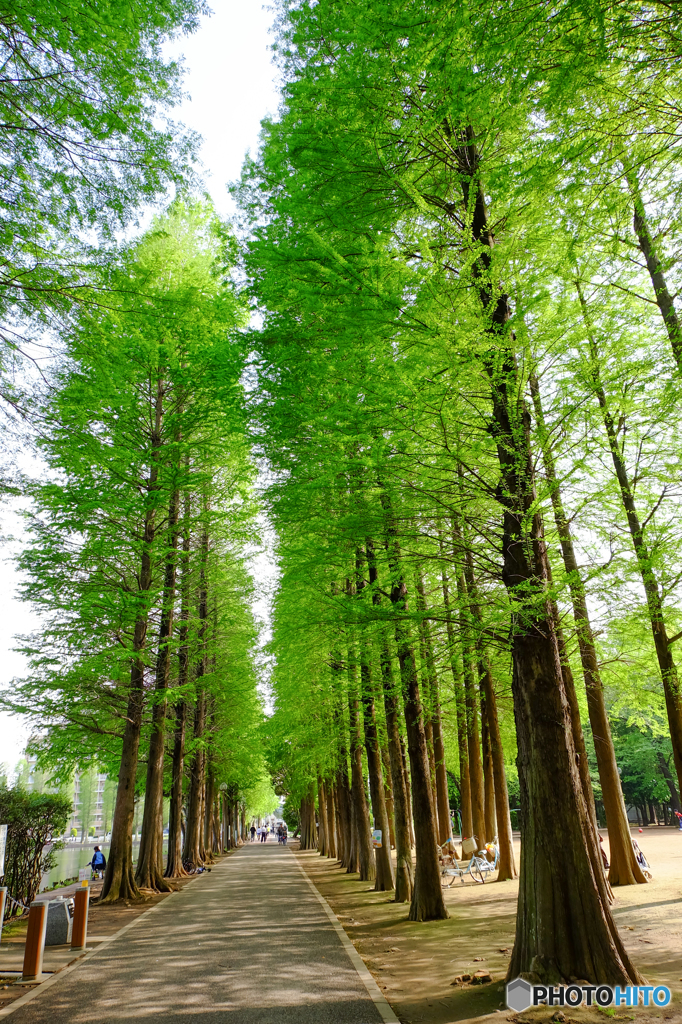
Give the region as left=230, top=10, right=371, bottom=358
left=295, top=827, right=682, bottom=1024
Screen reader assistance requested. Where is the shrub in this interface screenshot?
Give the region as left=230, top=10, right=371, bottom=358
left=0, top=785, right=71, bottom=919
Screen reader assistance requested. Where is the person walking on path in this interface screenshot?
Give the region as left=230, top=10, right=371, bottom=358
left=675, top=810, right=682, bottom=831
left=260, top=826, right=267, bottom=843
left=250, top=825, right=256, bottom=842
left=89, top=845, right=106, bottom=879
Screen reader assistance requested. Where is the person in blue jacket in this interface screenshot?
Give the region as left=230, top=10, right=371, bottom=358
left=90, top=846, right=106, bottom=879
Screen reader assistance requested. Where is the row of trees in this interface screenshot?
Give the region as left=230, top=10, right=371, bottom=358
left=3, top=201, right=272, bottom=899
left=0, top=4, right=273, bottom=904
left=240, top=0, right=682, bottom=987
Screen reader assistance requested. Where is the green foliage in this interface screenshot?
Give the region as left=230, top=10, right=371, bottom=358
left=0, top=784, right=71, bottom=918
left=0, top=0, right=207, bottom=425
left=233, top=0, right=682, bottom=814
left=243, top=775, right=278, bottom=819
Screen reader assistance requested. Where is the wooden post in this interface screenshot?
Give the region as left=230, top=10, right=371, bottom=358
left=71, top=883, right=89, bottom=951
left=22, top=900, right=48, bottom=981
left=0, top=887, right=6, bottom=945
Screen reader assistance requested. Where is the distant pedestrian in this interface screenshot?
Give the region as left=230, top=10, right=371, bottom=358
left=675, top=810, right=682, bottom=831
left=250, top=825, right=256, bottom=842
left=89, top=845, right=106, bottom=879
left=261, top=826, right=267, bottom=842
left=281, top=826, right=287, bottom=846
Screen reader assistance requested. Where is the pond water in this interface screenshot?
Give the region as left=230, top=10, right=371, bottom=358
left=40, top=839, right=168, bottom=890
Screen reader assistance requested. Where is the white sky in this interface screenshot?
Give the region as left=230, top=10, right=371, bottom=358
left=0, top=0, right=281, bottom=776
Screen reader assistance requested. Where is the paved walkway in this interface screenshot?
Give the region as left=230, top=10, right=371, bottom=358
left=6, top=841, right=389, bottom=1024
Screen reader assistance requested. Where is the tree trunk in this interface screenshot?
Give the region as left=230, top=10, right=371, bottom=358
left=479, top=658, right=517, bottom=880
left=347, top=640, right=375, bottom=882
left=415, top=570, right=452, bottom=847
left=165, top=700, right=187, bottom=878
left=401, top=735, right=415, bottom=850
left=317, top=776, right=328, bottom=855
left=481, top=711, right=496, bottom=844
left=325, top=782, right=337, bottom=858
left=367, top=536, right=412, bottom=901
left=416, top=643, right=439, bottom=829
left=204, top=768, right=216, bottom=862
left=547, top=583, right=601, bottom=842
left=380, top=490, right=447, bottom=921
left=656, top=751, right=681, bottom=812
left=456, top=524, right=516, bottom=878
left=166, top=486, right=191, bottom=878
left=137, top=481, right=181, bottom=892
left=360, top=659, right=394, bottom=891
left=439, top=548, right=473, bottom=839
left=623, top=164, right=682, bottom=369
left=101, top=379, right=164, bottom=903
left=183, top=687, right=206, bottom=869
left=453, top=556, right=486, bottom=847
left=380, top=744, right=397, bottom=848
left=529, top=369, right=645, bottom=886
left=355, top=547, right=392, bottom=890
left=183, top=527, right=209, bottom=870
left=577, top=281, right=682, bottom=804
left=454, top=142, right=639, bottom=981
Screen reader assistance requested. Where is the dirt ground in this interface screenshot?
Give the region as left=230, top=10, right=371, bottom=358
left=294, top=827, right=682, bottom=1024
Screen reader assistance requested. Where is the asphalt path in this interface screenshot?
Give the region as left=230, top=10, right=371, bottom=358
left=8, top=839, right=388, bottom=1024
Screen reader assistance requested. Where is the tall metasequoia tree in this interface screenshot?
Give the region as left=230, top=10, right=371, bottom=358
left=101, top=379, right=164, bottom=902
left=165, top=489, right=192, bottom=878
left=359, top=640, right=394, bottom=890
left=137, top=459, right=181, bottom=891
left=330, top=624, right=354, bottom=868
left=346, top=628, right=376, bottom=883
left=458, top=530, right=516, bottom=878
left=300, top=790, right=318, bottom=849
left=317, top=776, right=328, bottom=856
left=454, top=128, right=639, bottom=982
left=381, top=489, right=447, bottom=921
left=325, top=782, right=337, bottom=858
left=623, top=165, right=682, bottom=370
left=480, top=712, right=496, bottom=843
left=182, top=528, right=209, bottom=869
left=529, top=371, right=646, bottom=886
left=453, top=550, right=486, bottom=848
left=415, top=570, right=453, bottom=847
left=380, top=744, right=397, bottom=850
left=367, top=537, right=413, bottom=902
left=577, top=282, right=682, bottom=804
left=439, top=548, right=473, bottom=839
left=415, top=620, right=439, bottom=827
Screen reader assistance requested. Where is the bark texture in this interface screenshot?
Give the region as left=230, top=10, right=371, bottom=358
left=453, top=130, right=639, bottom=982
left=101, top=380, right=164, bottom=902
left=415, top=570, right=453, bottom=847
left=367, top=536, right=413, bottom=901
left=347, top=642, right=376, bottom=882
left=439, top=553, right=472, bottom=839
left=529, top=370, right=645, bottom=885
left=381, top=492, right=447, bottom=921
left=136, top=481, right=181, bottom=892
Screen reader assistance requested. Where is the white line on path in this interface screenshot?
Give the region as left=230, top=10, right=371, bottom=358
left=290, top=849, right=400, bottom=1024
